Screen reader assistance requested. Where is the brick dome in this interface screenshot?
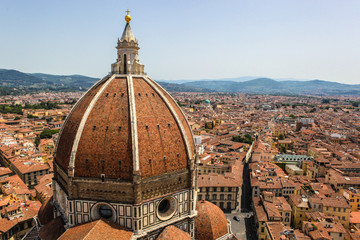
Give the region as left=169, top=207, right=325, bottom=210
left=195, top=200, right=229, bottom=240
left=38, top=196, right=54, bottom=225
left=156, top=225, right=191, bottom=240
left=55, top=75, right=195, bottom=180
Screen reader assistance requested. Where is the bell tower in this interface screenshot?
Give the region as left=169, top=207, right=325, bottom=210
left=111, top=10, right=145, bottom=75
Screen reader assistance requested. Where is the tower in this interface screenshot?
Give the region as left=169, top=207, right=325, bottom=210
left=51, top=11, right=198, bottom=239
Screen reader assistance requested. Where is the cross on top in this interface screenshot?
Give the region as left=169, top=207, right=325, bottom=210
left=126, top=9, right=130, bottom=15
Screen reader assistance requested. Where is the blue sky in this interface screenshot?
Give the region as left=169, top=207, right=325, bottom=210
left=0, top=0, right=359, bottom=84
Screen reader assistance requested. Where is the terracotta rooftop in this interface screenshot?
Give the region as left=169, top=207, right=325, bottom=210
left=156, top=225, right=191, bottom=240
left=58, top=218, right=133, bottom=240
left=38, top=216, right=66, bottom=240
left=350, top=211, right=360, bottom=224
left=0, top=167, right=12, bottom=177
left=265, top=222, right=290, bottom=240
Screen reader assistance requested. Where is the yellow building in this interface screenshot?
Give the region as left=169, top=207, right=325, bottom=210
left=253, top=197, right=268, bottom=240
left=288, top=195, right=311, bottom=229
left=309, top=195, right=351, bottom=228
left=341, top=188, right=360, bottom=212
left=38, top=138, right=55, bottom=157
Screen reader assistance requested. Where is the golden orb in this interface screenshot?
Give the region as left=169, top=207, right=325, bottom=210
left=125, top=10, right=131, bottom=23
left=125, top=14, right=131, bottom=23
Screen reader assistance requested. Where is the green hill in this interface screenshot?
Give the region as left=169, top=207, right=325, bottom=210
left=0, top=68, right=359, bottom=96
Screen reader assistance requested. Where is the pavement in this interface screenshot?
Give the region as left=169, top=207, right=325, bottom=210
left=226, top=210, right=253, bottom=240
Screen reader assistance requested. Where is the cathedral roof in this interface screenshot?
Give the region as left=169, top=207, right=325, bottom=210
left=38, top=196, right=54, bottom=225
left=156, top=225, right=191, bottom=240
left=55, top=75, right=195, bottom=180
left=58, top=218, right=133, bottom=240
left=195, top=200, right=229, bottom=240
left=38, top=216, right=66, bottom=240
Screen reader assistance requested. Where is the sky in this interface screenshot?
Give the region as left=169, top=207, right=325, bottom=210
left=0, top=0, right=359, bottom=84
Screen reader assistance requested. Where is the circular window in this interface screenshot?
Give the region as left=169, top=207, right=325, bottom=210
left=99, top=205, right=113, bottom=219
left=158, top=199, right=171, bottom=213
left=91, top=202, right=116, bottom=222
left=156, top=196, right=177, bottom=221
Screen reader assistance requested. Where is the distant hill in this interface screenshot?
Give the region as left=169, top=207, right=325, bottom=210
left=30, top=73, right=99, bottom=89
left=162, top=76, right=264, bottom=84
left=156, top=81, right=211, bottom=92
left=181, top=78, right=360, bottom=95
left=0, top=69, right=205, bottom=94
left=0, top=69, right=99, bottom=92
left=0, top=69, right=52, bottom=87
left=0, top=68, right=359, bottom=95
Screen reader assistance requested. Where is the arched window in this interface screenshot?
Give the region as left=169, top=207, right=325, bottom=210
left=123, top=54, right=127, bottom=74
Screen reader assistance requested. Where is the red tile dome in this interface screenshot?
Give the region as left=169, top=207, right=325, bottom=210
left=55, top=75, right=195, bottom=180
left=156, top=225, right=191, bottom=240
left=38, top=196, right=54, bottom=225
left=195, top=200, right=229, bottom=240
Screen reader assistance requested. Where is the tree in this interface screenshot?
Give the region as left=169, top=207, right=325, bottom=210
left=40, top=129, right=60, bottom=139
left=0, top=104, right=23, bottom=115
left=232, top=134, right=253, bottom=144
left=27, top=114, right=39, bottom=119
left=279, top=145, right=287, bottom=153
left=278, top=134, right=285, bottom=140
left=34, top=137, right=40, bottom=147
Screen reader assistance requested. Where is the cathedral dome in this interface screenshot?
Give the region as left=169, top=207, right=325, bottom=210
left=53, top=14, right=196, bottom=207
left=50, top=13, right=198, bottom=238
left=195, top=200, right=229, bottom=240
left=55, top=75, right=195, bottom=180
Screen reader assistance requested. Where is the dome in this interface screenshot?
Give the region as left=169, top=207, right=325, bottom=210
left=38, top=196, right=54, bottom=225
left=51, top=12, right=198, bottom=236
left=195, top=200, right=229, bottom=240
left=156, top=225, right=191, bottom=240
left=205, top=99, right=210, bottom=104
left=55, top=75, right=195, bottom=180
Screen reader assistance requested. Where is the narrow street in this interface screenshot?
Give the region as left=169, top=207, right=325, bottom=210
left=226, top=155, right=257, bottom=239
left=225, top=211, right=249, bottom=240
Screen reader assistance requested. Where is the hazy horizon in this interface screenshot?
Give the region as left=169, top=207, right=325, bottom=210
left=1, top=0, right=359, bottom=84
